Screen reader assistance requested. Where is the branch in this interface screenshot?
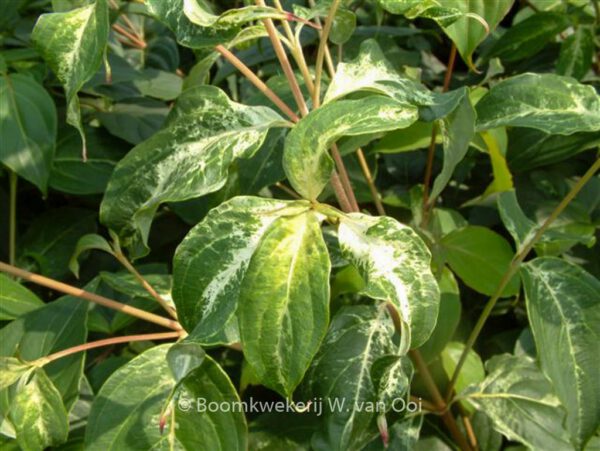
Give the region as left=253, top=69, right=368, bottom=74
left=445, top=158, right=600, bottom=400
left=312, top=0, right=341, bottom=108
left=0, top=262, right=182, bottom=331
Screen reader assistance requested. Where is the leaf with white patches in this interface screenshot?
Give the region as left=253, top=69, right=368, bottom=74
left=10, top=368, right=69, bottom=451
left=0, top=73, right=57, bottom=195
left=305, top=305, right=398, bottom=451
left=337, top=213, right=439, bottom=352
left=173, top=196, right=310, bottom=342
left=521, top=257, right=600, bottom=449
left=239, top=210, right=330, bottom=398
left=183, top=0, right=286, bottom=27
left=376, top=0, right=464, bottom=27
left=283, top=96, right=418, bottom=200
left=323, top=39, right=467, bottom=122
left=32, top=0, right=109, bottom=154
left=100, top=86, right=289, bottom=258
left=85, top=344, right=247, bottom=450
left=464, top=354, right=572, bottom=450
left=476, top=73, right=600, bottom=135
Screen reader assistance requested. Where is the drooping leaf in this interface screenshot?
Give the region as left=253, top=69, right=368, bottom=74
left=84, top=345, right=247, bottom=450
left=69, top=233, right=115, bottom=278
left=173, top=196, right=310, bottom=341
left=0, top=295, right=88, bottom=410
left=31, top=0, right=109, bottom=152
left=10, top=368, right=69, bottom=451
left=100, top=86, right=289, bottom=257
left=146, top=0, right=242, bottom=49
left=337, top=212, right=439, bottom=352
left=464, top=354, right=572, bottom=449
left=476, top=73, right=600, bottom=135
left=283, top=95, right=418, bottom=200
left=49, top=126, right=126, bottom=195
left=441, top=226, right=520, bottom=297
left=18, top=207, right=97, bottom=279
left=305, top=305, right=399, bottom=451
left=556, top=26, right=594, bottom=80
left=240, top=211, right=330, bottom=398
left=0, top=73, right=57, bottom=194
left=521, top=257, right=600, bottom=448
left=429, top=89, right=475, bottom=200
left=183, top=0, right=286, bottom=27
left=0, top=274, right=44, bottom=320
left=489, top=11, right=569, bottom=62
left=441, top=0, right=514, bottom=69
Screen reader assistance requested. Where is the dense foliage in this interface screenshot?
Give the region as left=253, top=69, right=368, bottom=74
left=1, top=0, right=599, bottom=450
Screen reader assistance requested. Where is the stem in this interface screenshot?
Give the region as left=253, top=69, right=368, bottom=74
left=384, top=303, right=471, bottom=450
left=112, top=24, right=146, bottom=49
left=331, top=144, right=360, bottom=212
left=421, top=44, right=457, bottom=226
left=330, top=171, right=353, bottom=213
left=38, top=332, right=181, bottom=365
left=0, top=262, right=182, bottom=331
left=114, top=251, right=178, bottom=320
left=313, top=0, right=341, bottom=108
left=356, top=149, right=386, bottom=215
left=8, top=171, right=17, bottom=266
left=445, top=158, right=600, bottom=400
left=215, top=45, right=299, bottom=122
left=256, top=0, right=309, bottom=117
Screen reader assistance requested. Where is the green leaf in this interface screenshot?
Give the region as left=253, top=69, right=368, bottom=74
left=49, top=126, right=126, bottom=195
left=363, top=416, right=423, bottom=451
left=337, top=213, right=439, bottom=352
left=173, top=196, right=310, bottom=342
left=85, top=345, right=247, bottom=450
left=69, top=233, right=115, bottom=278
left=283, top=95, right=418, bottom=200
left=32, top=0, right=109, bottom=152
left=556, top=26, right=594, bottom=80
left=240, top=211, right=330, bottom=398
left=0, top=357, right=34, bottom=391
left=0, top=295, right=88, bottom=410
left=464, top=354, right=572, bottom=449
left=377, top=0, right=464, bottom=27
left=506, top=128, right=600, bottom=172
left=305, top=305, right=398, bottom=451
left=147, top=0, right=241, bottom=49
left=441, top=0, right=514, bottom=69
left=0, top=73, right=57, bottom=194
left=10, top=368, right=69, bottom=451
left=441, top=226, right=519, bottom=297
left=489, top=12, right=570, bottom=62
left=0, top=274, right=44, bottom=321
left=419, top=268, right=461, bottom=362
left=430, top=89, right=475, bottom=200
left=183, top=0, right=286, bottom=27
left=100, top=86, right=289, bottom=257
left=373, top=121, right=438, bottom=154
left=476, top=73, right=600, bottom=135
left=166, top=340, right=206, bottom=384
left=18, top=207, right=97, bottom=279
left=440, top=342, right=484, bottom=396
left=521, top=257, right=600, bottom=448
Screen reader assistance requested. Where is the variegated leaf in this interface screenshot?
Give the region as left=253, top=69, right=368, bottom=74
left=283, top=96, right=418, bottom=200
left=85, top=344, right=247, bottom=450
left=377, top=0, right=464, bottom=27
left=100, top=86, right=289, bottom=257
left=556, top=26, right=594, bottom=80
left=31, top=0, right=109, bottom=153
left=305, top=305, right=399, bottom=451
left=521, top=257, right=600, bottom=449
left=184, top=0, right=286, bottom=27
left=323, top=39, right=467, bottom=122
left=464, top=354, right=572, bottom=450
left=173, top=196, right=310, bottom=342
left=240, top=210, right=330, bottom=398
left=476, top=73, right=600, bottom=135
left=337, top=213, right=439, bottom=352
